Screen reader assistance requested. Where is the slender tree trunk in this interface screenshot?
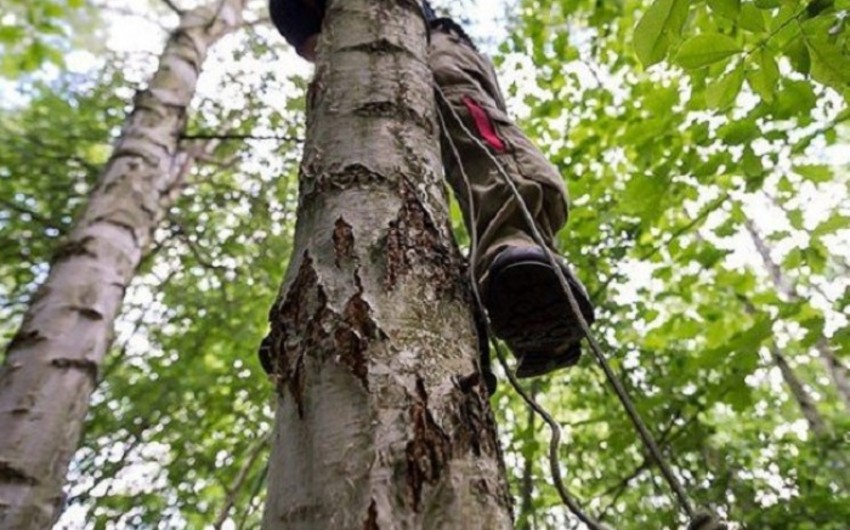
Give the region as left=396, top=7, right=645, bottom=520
left=261, top=1, right=514, bottom=528
left=517, top=384, right=539, bottom=530
left=769, top=344, right=828, bottom=436
left=0, top=3, right=244, bottom=527
left=745, top=219, right=850, bottom=412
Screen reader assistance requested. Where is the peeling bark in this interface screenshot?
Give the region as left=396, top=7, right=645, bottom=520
left=0, top=2, right=245, bottom=527
left=261, top=1, right=513, bottom=528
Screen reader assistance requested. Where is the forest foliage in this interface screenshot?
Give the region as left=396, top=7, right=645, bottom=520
left=1, top=0, right=849, bottom=528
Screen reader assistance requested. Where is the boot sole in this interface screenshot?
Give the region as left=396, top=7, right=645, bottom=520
left=485, top=259, right=594, bottom=378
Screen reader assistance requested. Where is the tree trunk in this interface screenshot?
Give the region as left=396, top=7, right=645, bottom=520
left=517, top=383, right=539, bottom=530
left=744, top=219, right=850, bottom=412
left=260, top=1, right=514, bottom=529
left=0, top=3, right=244, bottom=527
left=769, top=344, right=828, bottom=436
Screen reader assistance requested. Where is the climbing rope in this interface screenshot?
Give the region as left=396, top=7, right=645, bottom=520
left=436, top=106, right=611, bottom=530
left=434, top=84, right=728, bottom=530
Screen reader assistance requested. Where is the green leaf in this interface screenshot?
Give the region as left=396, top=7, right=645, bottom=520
left=772, top=79, right=817, bottom=119
left=706, top=63, right=745, bottom=108
left=708, top=0, right=741, bottom=20
left=748, top=48, right=780, bottom=102
left=788, top=209, right=805, bottom=230
left=729, top=316, right=774, bottom=354
left=742, top=146, right=764, bottom=184
left=834, top=325, right=850, bottom=356
left=804, top=243, right=828, bottom=273
left=633, top=0, right=690, bottom=66
left=0, top=26, right=26, bottom=44
left=813, top=214, right=850, bottom=237
left=620, top=172, right=671, bottom=226
left=674, top=34, right=742, bottom=69
left=714, top=217, right=738, bottom=237
left=784, top=37, right=811, bottom=75
left=802, top=15, right=850, bottom=89
left=695, top=247, right=730, bottom=268
left=754, top=0, right=781, bottom=8
left=739, top=3, right=767, bottom=32
left=718, top=118, right=759, bottom=144
left=794, top=164, right=833, bottom=183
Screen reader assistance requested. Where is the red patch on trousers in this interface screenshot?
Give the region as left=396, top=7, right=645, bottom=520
left=462, top=96, right=507, bottom=152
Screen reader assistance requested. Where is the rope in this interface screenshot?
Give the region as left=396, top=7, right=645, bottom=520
left=436, top=106, right=611, bottom=530
left=434, top=84, right=728, bottom=530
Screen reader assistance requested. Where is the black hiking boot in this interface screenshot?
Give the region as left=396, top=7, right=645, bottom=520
left=483, top=246, right=595, bottom=378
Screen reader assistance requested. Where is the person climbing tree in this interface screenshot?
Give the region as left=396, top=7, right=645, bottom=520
left=268, top=0, right=596, bottom=384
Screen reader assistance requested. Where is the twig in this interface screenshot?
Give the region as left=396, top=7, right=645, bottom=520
left=161, top=0, right=184, bottom=15
left=236, top=462, right=270, bottom=530
left=0, top=198, right=59, bottom=230
left=213, top=434, right=271, bottom=530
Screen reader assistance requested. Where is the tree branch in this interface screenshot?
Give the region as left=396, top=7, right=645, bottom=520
left=213, top=434, right=270, bottom=530
left=161, top=0, right=185, bottom=15
left=0, top=198, right=61, bottom=232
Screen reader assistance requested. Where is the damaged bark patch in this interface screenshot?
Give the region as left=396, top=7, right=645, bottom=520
left=51, top=358, right=99, bottom=383
left=353, top=101, right=433, bottom=133
left=334, top=293, right=382, bottom=390
left=405, top=378, right=452, bottom=511
left=269, top=253, right=385, bottom=408
left=71, top=305, right=104, bottom=321
left=304, top=163, right=392, bottom=199
left=6, top=329, right=45, bottom=352
left=270, top=254, right=328, bottom=417
left=344, top=39, right=407, bottom=55
left=333, top=217, right=356, bottom=267
left=449, top=375, right=497, bottom=458
left=384, top=184, right=461, bottom=297
left=52, top=236, right=97, bottom=263
left=362, top=499, right=379, bottom=530
left=0, top=461, right=37, bottom=485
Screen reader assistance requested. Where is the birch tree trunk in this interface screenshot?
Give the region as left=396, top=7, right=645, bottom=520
left=0, top=3, right=244, bottom=527
left=261, top=1, right=514, bottom=528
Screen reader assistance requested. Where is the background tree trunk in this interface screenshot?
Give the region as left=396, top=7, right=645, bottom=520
left=745, top=219, right=850, bottom=413
left=0, top=2, right=245, bottom=527
left=769, top=344, right=828, bottom=436
left=261, top=1, right=514, bottom=528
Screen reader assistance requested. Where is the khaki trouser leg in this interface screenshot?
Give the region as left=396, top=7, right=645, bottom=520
left=428, top=29, right=569, bottom=287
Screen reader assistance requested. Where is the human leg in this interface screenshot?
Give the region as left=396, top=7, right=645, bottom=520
left=428, top=21, right=595, bottom=377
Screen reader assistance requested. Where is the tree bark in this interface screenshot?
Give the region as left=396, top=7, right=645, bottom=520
left=744, top=219, right=850, bottom=412
left=0, top=3, right=244, bottom=527
left=260, top=1, right=514, bottom=529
